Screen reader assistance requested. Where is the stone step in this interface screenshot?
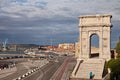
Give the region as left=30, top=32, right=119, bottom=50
left=83, top=59, right=104, bottom=64
left=75, top=59, right=105, bottom=79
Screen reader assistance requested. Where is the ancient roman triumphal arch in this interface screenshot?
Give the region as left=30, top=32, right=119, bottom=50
left=78, top=14, right=112, bottom=60
left=71, top=14, right=112, bottom=80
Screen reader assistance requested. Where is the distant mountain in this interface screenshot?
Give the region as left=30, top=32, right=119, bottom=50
left=15, top=44, right=39, bottom=48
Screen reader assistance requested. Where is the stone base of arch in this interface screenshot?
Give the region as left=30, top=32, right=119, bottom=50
left=70, top=59, right=109, bottom=80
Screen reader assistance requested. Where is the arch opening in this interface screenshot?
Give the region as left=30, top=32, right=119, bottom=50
left=90, top=34, right=99, bottom=58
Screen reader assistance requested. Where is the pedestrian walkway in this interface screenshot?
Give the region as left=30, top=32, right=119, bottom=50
left=0, top=59, right=49, bottom=80
left=0, top=67, right=17, bottom=78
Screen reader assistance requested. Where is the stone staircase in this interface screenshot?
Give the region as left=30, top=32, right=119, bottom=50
left=75, top=59, right=105, bottom=79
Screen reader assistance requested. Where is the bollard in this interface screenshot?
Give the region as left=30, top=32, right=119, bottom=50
left=33, top=69, right=36, bottom=71
left=25, top=73, right=29, bottom=76
left=28, top=71, right=31, bottom=74
left=22, top=75, right=25, bottom=78
left=31, top=70, right=34, bottom=73
left=17, top=77, right=21, bottom=80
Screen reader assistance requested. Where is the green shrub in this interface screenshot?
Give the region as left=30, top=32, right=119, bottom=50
left=106, top=58, right=120, bottom=80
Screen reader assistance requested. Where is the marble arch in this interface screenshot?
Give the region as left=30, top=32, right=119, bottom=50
left=78, top=14, right=112, bottom=60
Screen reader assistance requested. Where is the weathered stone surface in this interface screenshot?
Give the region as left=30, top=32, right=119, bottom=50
left=78, top=14, right=112, bottom=59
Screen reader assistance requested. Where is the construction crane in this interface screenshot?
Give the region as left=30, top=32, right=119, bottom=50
left=2, top=39, right=8, bottom=51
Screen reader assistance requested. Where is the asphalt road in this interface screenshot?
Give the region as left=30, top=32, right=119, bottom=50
left=23, top=57, right=65, bottom=80
left=23, top=56, right=76, bottom=80
left=0, top=56, right=76, bottom=80
left=51, top=56, right=76, bottom=80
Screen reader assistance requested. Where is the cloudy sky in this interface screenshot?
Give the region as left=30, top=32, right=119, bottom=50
left=0, top=0, right=120, bottom=48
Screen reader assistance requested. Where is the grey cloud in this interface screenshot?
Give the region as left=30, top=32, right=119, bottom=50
left=0, top=13, right=78, bottom=44
left=113, top=7, right=120, bottom=14
left=0, top=0, right=120, bottom=47
left=59, top=7, right=71, bottom=12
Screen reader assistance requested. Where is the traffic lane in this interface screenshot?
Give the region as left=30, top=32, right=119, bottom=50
left=23, top=62, right=54, bottom=80
left=41, top=62, right=62, bottom=80
left=61, top=57, right=76, bottom=80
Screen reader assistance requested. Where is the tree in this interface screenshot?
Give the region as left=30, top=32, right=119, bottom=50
left=106, top=58, right=120, bottom=80
left=106, top=36, right=120, bottom=80
left=115, top=36, right=120, bottom=57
